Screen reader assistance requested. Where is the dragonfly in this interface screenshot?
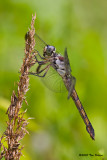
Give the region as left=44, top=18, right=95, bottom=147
left=28, top=33, right=95, bottom=140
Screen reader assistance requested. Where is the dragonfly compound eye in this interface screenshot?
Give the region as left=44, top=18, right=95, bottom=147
left=43, top=45, right=55, bottom=57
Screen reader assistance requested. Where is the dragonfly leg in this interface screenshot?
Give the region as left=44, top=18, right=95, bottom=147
left=38, top=60, right=47, bottom=65
left=29, top=64, right=50, bottom=77
left=29, top=72, right=46, bottom=77
left=32, top=53, right=50, bottom=65
left=32, top=52, right=41, bottom=64
left=37, top=64, right=50, bottom=74
left=34, top=56, right=48, bottom=65
left=33, top=49, right=45, bottom=59
left=36, top=65, right=42, bottom=73
left=36, top=63, right=50, bottom=73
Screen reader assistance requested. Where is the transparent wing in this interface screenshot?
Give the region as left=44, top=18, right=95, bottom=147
left=35, top=33, right=47, bottom=47
left=67, top=76, right=76, bottom=99
left=64, top=48, right=72, bottom=74
left=30, top=63, right=66, bottom=92
left=34, top=33, right=47, bottom=60
left=40, top=66, right=66, bottom=92
left=34, top=33, right=61, bottom=57
left=64, top=48, right=76, bottom=98
left=32, top=33, right=66, bottom=92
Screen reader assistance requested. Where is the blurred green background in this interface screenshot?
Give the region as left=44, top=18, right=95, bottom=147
left=0, top=0, right=107, bottom=159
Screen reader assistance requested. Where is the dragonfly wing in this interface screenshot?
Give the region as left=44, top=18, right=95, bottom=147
left=30, top=63, right=66, bottom=92
left=64, top=48, right=72, bottom=75
left=34, top=33, right=48, bottom=60
left=41, top=66, right=67, bottom=92
left=64, top=48, right=76, bottom=98
left=68, top=76, right=76, bottom=99
left=35, top=33, right=47, bottom=47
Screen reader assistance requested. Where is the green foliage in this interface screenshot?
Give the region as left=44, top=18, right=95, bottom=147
left=0, top=0, right=107, bottom=159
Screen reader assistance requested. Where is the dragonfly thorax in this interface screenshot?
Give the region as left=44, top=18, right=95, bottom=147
left=43, top=45, right=56, bottom=57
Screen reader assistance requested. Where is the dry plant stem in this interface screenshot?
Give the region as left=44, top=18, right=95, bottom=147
left=0, top=14, right=36, bottom=160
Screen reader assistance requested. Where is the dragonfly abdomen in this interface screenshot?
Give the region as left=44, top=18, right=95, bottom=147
left=71, top=89, right=95, bottom=140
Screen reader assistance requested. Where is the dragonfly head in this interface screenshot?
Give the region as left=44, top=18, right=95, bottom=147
left=43, top=45, right=56, bottom=57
